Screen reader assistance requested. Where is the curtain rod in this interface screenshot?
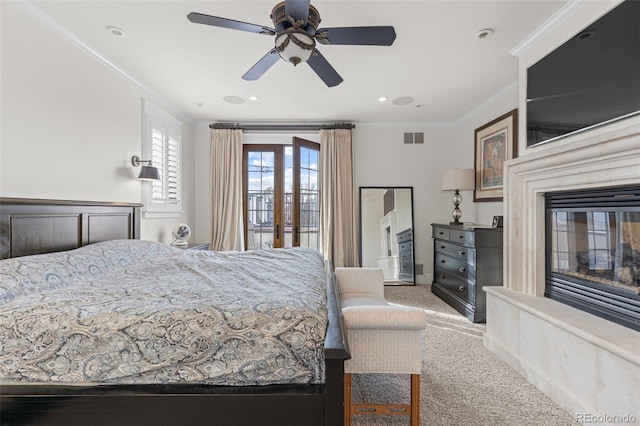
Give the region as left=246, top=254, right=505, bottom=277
left=209, top=123, right=355, bottom=131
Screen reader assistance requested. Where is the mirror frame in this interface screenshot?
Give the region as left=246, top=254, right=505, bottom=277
left=358, top=186, right=415, bottom=285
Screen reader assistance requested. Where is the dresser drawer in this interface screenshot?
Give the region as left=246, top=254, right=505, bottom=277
left=432, top=226, right=450, bottom=240
left=433, top=265, right=473, bottom=303
left=399, top=240, right=413, bottom=253
left=397, top=229, right=413, bottom=243
left=434, top=240, right=475, bottom=264
left=450, top=229, right=475, bottom=246
left=435, top=253, right=476, bottom=282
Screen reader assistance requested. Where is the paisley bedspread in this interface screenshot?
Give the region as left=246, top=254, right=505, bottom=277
left=0, top=240, right=328, bottom=386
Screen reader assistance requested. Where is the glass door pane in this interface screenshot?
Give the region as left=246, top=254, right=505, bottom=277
left=283, top=146, right=293, bottom=248
left=245, top=149, right=278, bottom=250
left=294, top=138, right=320, bottom=250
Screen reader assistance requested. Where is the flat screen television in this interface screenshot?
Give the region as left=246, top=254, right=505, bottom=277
left=526, top=0, right=640, bottom=147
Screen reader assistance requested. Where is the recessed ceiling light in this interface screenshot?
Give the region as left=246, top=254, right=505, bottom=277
left=106, top=26, right=125, bottom=37
left=475, top=28, right=493, bottom=40
left=249, top=96, right=259, bottom=101
left=378, top=96, right=388, bottom=102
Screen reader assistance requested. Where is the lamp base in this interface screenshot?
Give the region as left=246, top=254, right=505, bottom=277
left=450, top=190, right=464, bottom=225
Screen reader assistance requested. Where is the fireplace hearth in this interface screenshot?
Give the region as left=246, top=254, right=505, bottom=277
left=545, top=185, right=640, bottom=331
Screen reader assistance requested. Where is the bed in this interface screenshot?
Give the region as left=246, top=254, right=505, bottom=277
left=0, top=198, right=349, bottom=426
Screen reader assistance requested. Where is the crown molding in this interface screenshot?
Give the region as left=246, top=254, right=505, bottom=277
left=509, top=0, right=587, bottom=58
left=455, top=80, right=518, bottom=125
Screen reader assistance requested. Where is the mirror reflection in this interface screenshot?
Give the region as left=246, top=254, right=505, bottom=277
left=359, top=187, right=414, bottom=284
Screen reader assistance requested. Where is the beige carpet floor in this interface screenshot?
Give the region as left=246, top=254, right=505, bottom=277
left=350, top=285, right=581, bottom=426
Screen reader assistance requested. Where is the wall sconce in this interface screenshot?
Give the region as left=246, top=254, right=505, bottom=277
left=441, top=168, right=475, bottom=225
left=131, top=155, right=160, bottom=181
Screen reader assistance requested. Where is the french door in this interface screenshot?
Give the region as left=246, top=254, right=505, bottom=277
left=243, top=137, right=320, bottom=250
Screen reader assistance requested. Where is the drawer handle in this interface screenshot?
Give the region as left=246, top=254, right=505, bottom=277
left=439, top=231, right=444, bottom=235
left=458, top=285, right=465, bottom=291
left=440, top=245, right=446, bottom=249
left=458, top=235, right=464, bottom=239
left=458, top=251, right=466, bottom=256
left=459, top=267, right=466, bottom=272
left=440, top=274, right=446, bottom=280
left=440, top=259, right=446, bottom=263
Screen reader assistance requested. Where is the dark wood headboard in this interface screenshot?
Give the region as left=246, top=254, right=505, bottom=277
left=0, top=198, right=142, bottom=259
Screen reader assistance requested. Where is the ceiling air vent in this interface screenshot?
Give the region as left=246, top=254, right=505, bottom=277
left=403, top=132, right=424, bottom=144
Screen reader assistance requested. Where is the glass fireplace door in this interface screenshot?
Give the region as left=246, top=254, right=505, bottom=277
left=545, top=185, right=640, bottom=331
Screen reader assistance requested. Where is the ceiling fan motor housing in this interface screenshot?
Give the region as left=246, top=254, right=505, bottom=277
left=270, top=2, right=320, bottom=33
left=271, top=1, right=320, bottom=65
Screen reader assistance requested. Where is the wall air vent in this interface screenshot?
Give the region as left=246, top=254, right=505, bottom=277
left=403, top=132, right=425, bottom=144
left=415, top=263, right=424, bottom=276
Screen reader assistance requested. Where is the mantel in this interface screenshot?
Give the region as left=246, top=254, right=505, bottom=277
left=503, top=121, right=640, bottom=296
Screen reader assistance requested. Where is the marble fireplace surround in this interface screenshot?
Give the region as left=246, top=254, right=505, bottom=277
left=484, top=121, right=640, bottom=422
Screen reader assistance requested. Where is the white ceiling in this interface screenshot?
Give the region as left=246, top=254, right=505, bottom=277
left=26, top=0, right=569, bottom=124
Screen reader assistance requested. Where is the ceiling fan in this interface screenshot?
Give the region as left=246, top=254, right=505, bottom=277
left=187, top=0, right=396, bottom=87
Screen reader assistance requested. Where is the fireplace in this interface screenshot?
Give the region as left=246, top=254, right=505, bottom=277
left=483, top=121, right=640, bottom=420
left=545, top=185, right=640, bottom=331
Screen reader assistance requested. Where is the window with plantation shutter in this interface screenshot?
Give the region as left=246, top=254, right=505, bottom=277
left=141, top=100, right=183, bottom=218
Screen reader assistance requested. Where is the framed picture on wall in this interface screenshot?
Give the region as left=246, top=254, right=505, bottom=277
left=474, top=109, right=518, bottom=202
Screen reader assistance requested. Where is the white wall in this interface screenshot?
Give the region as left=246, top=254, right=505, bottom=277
left=0, top=2, right=195, bottom=243
left=453, top=83, right=519, bottom=226
left=353, top=82, right=518, bottom=283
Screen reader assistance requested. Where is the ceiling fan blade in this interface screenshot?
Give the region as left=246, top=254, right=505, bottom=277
left=242, top=49, right=281, bottom=81
left=316, top=26, right=396, bottom=46
left=307, top=50, right=343, bottom=87
left=187, top=12, right=275, bottom=36
left=285, top=0, right=311, bottom=25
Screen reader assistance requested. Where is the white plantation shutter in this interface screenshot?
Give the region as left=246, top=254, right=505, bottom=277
left=142, top=100, right=182, bottom=218
left=166, top=134, right=181, bottom=205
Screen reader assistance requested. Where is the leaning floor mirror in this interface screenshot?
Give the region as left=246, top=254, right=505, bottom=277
left=359, top=187, right=415, bottom=285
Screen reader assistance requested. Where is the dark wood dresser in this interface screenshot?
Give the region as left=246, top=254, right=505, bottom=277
left=397, top=228, right=414, bottom=282
left=431, top=223, right=503, bottom=322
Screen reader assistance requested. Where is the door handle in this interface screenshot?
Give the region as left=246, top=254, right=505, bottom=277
left=295, top=226, right=299, bottom=243
left=275, top=224, right=280, bottom=239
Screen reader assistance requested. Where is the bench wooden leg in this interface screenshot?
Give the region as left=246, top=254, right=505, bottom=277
left=411, top=373, right=420, bottom=426
left=344, top=373, right=352, bottom=426
left=345, top=373, right=420, bottom=425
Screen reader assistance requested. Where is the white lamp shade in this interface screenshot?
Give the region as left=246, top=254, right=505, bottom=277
left=275, top=31, right=315, bottom=65
left=441, top=168, right=475, bottom=191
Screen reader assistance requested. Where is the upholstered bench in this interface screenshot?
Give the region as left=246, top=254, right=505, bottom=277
left=335, top=267, right=428, bottom=426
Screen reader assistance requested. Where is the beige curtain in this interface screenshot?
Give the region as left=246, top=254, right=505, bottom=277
left=210, top=128, right=244, bottom=251
left=320, top=128, right=359, bottom=267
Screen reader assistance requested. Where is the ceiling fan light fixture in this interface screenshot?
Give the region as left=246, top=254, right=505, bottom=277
left=188, top=1, right=395, bottom=86
left=275, top=30, right=316, bottom=65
